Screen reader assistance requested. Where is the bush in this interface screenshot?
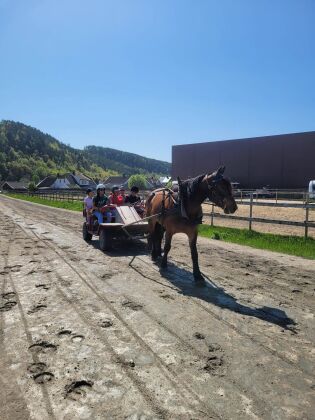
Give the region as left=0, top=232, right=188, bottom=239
left=28, top=182, right=37, bottom=192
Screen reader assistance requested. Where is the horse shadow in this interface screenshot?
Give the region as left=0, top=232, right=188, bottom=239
left=92, top=237, right=296, bottom=332
left=156, top=260, right=296, bottom=332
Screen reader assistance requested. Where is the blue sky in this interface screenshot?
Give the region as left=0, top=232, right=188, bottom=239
left=0, top=0, right=314, bottom=162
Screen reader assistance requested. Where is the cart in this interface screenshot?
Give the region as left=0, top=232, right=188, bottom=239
left=82, top=205, right=149, bottom=251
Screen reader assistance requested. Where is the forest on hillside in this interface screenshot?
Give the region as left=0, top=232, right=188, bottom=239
left=0, top=121, right=171, bottom=182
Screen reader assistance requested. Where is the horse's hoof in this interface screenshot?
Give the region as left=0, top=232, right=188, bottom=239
left=160, top=261, right=167, bottom=269
left=194, top=279, right=206, bottom=288
left=194, top=273, right=205, bottom=283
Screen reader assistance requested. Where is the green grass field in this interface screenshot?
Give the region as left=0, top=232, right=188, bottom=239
left=199, top=225, right=315, bottom=259
left=5, top=193, right=315, bottom=259
left=6, top=193, right=83, bottom=212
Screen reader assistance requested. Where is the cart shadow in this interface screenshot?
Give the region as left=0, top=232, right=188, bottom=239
left=159, top=261, right=297, bottom=332
left=90, top=237, right=148, bottom=257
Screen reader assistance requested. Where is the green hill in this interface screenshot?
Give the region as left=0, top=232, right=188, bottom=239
left=84, top=145, right=171, bottom=176
left=0, top=121, right=171, bottom=182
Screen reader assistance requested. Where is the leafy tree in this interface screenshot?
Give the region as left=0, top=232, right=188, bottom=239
left=128, top=174, right=147, bottom=190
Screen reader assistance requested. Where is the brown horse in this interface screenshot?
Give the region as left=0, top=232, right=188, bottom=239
left=145, top=166, right=237, bottom=281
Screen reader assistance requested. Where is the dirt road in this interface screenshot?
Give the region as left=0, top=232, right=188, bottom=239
left=0, top=195, right=314, bottom=420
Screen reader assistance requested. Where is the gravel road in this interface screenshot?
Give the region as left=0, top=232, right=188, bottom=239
left=0, top=195, right=314, bottom=420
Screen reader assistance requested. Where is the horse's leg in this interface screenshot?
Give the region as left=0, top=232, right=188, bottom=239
left=150, top=223, right=163, bottom=260
left=148, top=221, right=157, bottom=260
left=161, top=231, right=173, bottom=268
left=147, top=232, right=153, bottom=251
left=156, top=224, right=164, bottom=257
left=189, top=230, right=204, bottom=281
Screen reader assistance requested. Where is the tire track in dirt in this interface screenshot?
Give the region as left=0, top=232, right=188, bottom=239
left=51, top=276, right=172, bottom=419
left=0, top=222, right=56, bottom=420
left=12, top=216, right=309, bottom=420
left=5, top=224, right=174, bottom=419
left=2, top=198, right=314, bottom=418
left=5, top=203, right=313, bottom=376
left=28, top=202, right=315, bottom=327
left=13, top=220, right=221, bottom=419
left=4, top=200, right=314, bottom=376
left=10, top=199, right=308, bottom=331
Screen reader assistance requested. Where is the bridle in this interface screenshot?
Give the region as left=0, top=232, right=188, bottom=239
left=205, top=174, right=225, bottom=206
left=205, top=174, right=223, bottom=191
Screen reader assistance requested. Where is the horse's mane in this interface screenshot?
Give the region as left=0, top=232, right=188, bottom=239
left=180, top=173, right=206, bottom=199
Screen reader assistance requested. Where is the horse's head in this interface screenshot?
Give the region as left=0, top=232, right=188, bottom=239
left=205, top=166, right=238, bottom=214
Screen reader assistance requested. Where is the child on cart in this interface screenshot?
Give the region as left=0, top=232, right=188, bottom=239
left=125, top=186, right=145, bottom=217
left=83, top=188, right=94, bottom=227
left=107, top=186, right=124, bottom=222
left=92, top=184, right=108, bottom=225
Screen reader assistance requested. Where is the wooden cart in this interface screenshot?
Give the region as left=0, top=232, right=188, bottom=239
left=83, top=205, right=149, bottom=251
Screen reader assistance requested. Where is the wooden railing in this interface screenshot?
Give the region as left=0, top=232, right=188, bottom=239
left=205, top=192, right=315, bottom=238
left=6, top=189, right=315, bottom=238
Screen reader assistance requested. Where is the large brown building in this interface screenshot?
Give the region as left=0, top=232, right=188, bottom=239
left=172, top=131, right=315, bottom=189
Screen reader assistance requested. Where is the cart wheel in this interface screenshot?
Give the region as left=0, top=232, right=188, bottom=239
left=99, top=228, right=112, bottom=251
left=83, top=222, right=92, bottom=241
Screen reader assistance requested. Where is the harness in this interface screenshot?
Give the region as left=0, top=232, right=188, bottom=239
left=179, top=172, right=224, bottom=223
left=149, top=172, right=224, bottom=224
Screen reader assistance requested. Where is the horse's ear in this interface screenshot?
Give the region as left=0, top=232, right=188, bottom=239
left=217, top=166, right=225, bottom=176
left=210, top=166, right=225, bottom=183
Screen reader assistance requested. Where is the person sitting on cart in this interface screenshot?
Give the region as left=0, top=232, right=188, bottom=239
left=119, top=186, right=126, bottom=202
left=106, top=186, right=124, bottom=222
left=108, top=186, right=124, bottom=206
left=93, top=184, right=108, bottom=225
left=83, top=188, right=94, bottom=225
left=125, top=186, right=144, bottom=216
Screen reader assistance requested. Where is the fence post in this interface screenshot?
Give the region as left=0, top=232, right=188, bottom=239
left=304, top=193, right=309, bottom=239
left=240, top=190, right=243, bottom=203
left=211, top=204, right=214, bottom=226
left=275, top=190, right=278, bottom=204
left=249, top=193, right=253, bottom=231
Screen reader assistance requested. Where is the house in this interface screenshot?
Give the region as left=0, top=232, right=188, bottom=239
left=37, top=172, right=96, bottom=190
left=103, top=176, right=155, bottom=191
left=159, top=176, right=171, bottom=186
left=72, top=172, right=96, bottom=188
left=103, top=176, right=129, bottom=190
left=1, top=181, right=28, bottom=192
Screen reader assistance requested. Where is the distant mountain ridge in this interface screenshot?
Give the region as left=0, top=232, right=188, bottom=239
left=0, top=120, right=170, bottom=182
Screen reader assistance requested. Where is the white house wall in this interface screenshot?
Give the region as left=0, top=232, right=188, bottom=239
left=51, top=178, right=71, bottom=189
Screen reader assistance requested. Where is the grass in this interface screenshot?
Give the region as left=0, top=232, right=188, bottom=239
left=198, top=224, right=315, bottom=260
left=5, top=193, right=83, bottom=212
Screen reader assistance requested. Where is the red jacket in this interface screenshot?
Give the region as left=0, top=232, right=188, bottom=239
left=108, top=194, right=124, bottom=206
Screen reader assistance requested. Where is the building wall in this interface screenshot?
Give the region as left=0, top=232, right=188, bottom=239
left=172, top=131, right=315, bottom=189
